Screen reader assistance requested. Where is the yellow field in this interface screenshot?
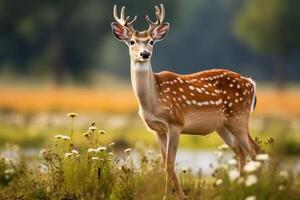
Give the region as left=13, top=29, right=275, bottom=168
left=0, top=86, right=299, bottom=115
left=0, top=87, right=137, bottom=113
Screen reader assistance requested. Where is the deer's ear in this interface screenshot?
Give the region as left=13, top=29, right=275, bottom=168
left=151, top=22, right=170, bottom=41
left=111, top=22, right=131, bottom=41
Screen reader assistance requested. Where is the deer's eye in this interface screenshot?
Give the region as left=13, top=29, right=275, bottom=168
left=150, top=40, right=154, bottom=45
left=129, top=40, right=135, bottom=45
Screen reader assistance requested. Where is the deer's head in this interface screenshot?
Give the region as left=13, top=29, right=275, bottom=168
left=111, top=4, right=169, bottom=63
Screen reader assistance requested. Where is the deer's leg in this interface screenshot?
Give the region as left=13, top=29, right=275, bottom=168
left=156, top=133, right=167, bottom=163
left=163, top=125, right=187, bottom=200
left=217, top=126, right=246, bottom=170
left=226, top=118, right=257, bottom=161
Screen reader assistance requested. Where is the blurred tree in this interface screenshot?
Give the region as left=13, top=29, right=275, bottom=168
left=0, top=0, right=177, bottom=85
left=235, top=0, right=300, bottom=88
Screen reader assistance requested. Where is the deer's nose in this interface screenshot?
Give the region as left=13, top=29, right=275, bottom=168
left=140, top=50, right=151, bottom=59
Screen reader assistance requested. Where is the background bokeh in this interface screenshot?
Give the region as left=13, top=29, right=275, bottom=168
left=0, top=0, right=300, bottom=157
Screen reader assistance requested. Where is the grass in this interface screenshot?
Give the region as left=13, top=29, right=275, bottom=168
left=0, top=115, right=299, bottom=200
left=0, top=111, right=300, bottom=156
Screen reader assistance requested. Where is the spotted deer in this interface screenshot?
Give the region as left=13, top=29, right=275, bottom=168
left=111, top=4, right=259, bottom=200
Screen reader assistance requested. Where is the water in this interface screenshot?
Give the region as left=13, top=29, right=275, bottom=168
left=175, top=149, right=233, bottom=175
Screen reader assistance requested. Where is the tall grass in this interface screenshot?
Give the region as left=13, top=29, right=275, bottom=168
left=0, top=114, right=299, bottom=199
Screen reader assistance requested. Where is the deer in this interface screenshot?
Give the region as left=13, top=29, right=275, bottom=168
left=111, top=4, right=260, bottom=200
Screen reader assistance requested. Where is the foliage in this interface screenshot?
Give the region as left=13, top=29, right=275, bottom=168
left=235, top=0, right=300, bottom=53
left=0, top=0, right=177, bottom=83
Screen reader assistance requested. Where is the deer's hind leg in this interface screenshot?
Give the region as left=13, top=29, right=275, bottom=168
left=217, top=126, right=246, bottom=171
left=226, top=116, right=258, bottom=161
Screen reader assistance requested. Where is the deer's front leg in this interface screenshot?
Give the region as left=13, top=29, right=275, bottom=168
left=163, top=125, right=187, bottom=200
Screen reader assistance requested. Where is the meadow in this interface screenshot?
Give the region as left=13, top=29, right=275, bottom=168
left=0, top=86, right=300, bottom=199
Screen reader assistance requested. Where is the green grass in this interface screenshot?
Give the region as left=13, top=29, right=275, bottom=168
left=0, top=115, right=299, bottom=199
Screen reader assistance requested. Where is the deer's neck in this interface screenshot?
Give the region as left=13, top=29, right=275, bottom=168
left=130, top=60, right=159, bottom=112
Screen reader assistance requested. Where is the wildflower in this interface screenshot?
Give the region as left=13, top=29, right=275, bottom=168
left=245, top=175, right=258, bottom=187
left=228, top=158, right=238, bottom=166
left=99, top=130, right=106, bottom=134
left=89, top=126, right=98, bottom=131
left=88, top=148, right=95, bottom=153
left=243, top=161, right=261, bottom=173
left=255, top=153, right=269, bottom=161
left=4, top=169, right=15, bottom=174
left=218, top=144, right=229, bottom=150
left=96, top=146, right=107, bottom=152
left=64, top=153, right=73, bottom=158
left=62, top=136, right=70, bottom=140
left=108, top=142, right=115, bottom=146
left=91, top=157, right=99, bottom=160
left=279, top=170, right=288, bottom=179
left=54, top=135, right=63, bottom=139
left=108, top=152, right=114, bottom=156
left=228, top=169, right=240, bottom=181
left=278, top=185, right=285, bottom=191
left=71, top=149, right=79, bottom=155
left=216, top=179, right=223, bottom=186
left=245, top=195, right=256, bottom=200
left=124, top=148, right=132, bottom=153
left=67, top=112, right=79, bottom=118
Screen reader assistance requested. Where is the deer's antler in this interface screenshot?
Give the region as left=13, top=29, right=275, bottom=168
left=146, top=4, right=165, bottom=31
left=113, top=5, right=137, bottom=32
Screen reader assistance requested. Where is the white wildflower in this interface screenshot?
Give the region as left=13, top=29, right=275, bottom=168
left=228, top=158, right=238, bottom=166
left=54, top=135, right=63, bottom=139
left=243, top=161, right=261, bottom=173
left=245, top=195, right=256, bottom=200
left=255, top=154, right=269, bottom=161
left=89, top=126, right=98, bottom=131
left=218, top=144, right=229, bottom=150
left=62, top=135, right=70, bottom=140
left=88, top=148, right=95, bottom=153
left=124, top=148, right=131, bottom=153
left=228, top=169, right=240, bottom=181
left=279, top=170, right=288, bottom=179
left=4, top=169, right=15, bottom=174
left=245, top=175, right=258, bottom=187
left=216, top=179, right=223, bottom=186
left=67, top=112, right=79, bottom=118
left=91, top=157, right=99, bottom=160
left=108, top=142, right=115, bottom=146
left=64, top=153, right=73, bottom=158
left=71, top=149, right=79, bottom=155
left=278, top=185, right=285, bottom=191
left=96, top=146, right=107, bottom=152
left=108, top=152, right=114, bottom=156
